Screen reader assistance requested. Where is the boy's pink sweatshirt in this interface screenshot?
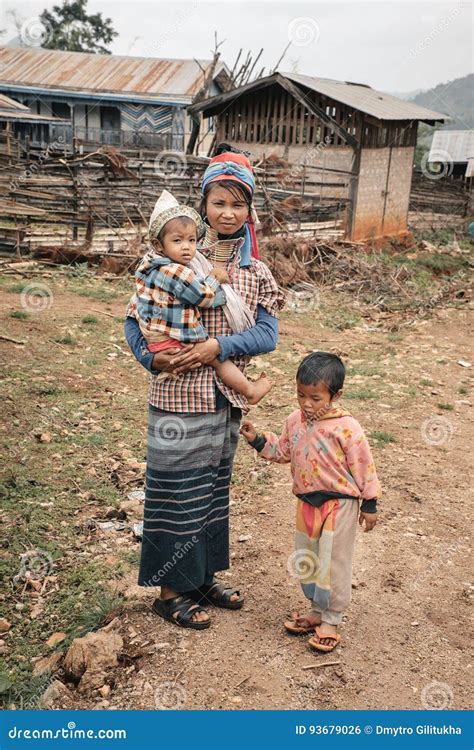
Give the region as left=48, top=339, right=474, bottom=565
left=256, top=405, right=381, bottom=502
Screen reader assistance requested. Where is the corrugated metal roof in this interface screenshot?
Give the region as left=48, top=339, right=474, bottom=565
left=191, top=71, right=447, bottom=123
left=0, top=46, right=225, bottom=102
left=0, top=91, right=70, bottom=122
left=284, top=72, right=447, bottom=122
left=0, top=92, right=29, bottom=111
left=428, top=129, right=474, bottom=163
left=0, top=110, right=70, bottom=123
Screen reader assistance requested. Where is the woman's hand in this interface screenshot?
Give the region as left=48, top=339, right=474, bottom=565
left=240, top=420, right=257, bottom=442
left=151, top=345, right=194, bottom=373
left=170, top=339, right=220, bottom=373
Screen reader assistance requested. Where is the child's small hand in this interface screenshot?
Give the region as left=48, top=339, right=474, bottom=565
left=210, top=267, right=230, bottom=284
left=240, top=420, right=257, bottom=442
left=359, top=511, right=377, bottom=532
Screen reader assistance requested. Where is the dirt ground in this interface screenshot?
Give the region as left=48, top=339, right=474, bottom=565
left=0, top=267, right=472, bottom=711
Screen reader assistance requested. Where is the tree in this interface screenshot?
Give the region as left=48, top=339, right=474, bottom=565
left=40, top=0, right=117, bottom=54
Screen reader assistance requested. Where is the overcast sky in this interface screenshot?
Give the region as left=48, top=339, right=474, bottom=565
left=1, top=1, right=472, bottom=93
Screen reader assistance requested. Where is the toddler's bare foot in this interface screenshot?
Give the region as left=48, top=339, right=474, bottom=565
left=246, top=373, right=272, bottom=405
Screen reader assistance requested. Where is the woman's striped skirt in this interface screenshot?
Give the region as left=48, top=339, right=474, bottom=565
left=138, top=402, right=241, bottom=591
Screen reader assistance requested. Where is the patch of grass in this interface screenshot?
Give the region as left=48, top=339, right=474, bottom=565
left=414, top=253, right=470, bottom=274
left=343, top=389, right=377, bottom=400
left=437, top=402, right=454, bottom=411
left=326, top=309, right=361, bottom=331
left=34, top=385, right=63, bottom=397
left=2, top=669, right=52, bottom=710
left=71, top=590, right=125, bottom=639
left=65, top=263, right=93, bottom=279
left=9, top=310, right=29, bottom=320
left=55, top=334, right=76, bottom=346
left=347, top=364, right=383, bottom=377
left=5, top=283, right=26, bottom=294
left=458, top=386, right=468, bottom=395
left=81, top=314, right=98, bottom=324
left=123, top=549, right=140, bottom=566
left=370, top=431, right=397, bottom=448
left=76, top=286, right=121, bottom=302
left=68, top=433, right=106, bottom=447
left=412, top=268, right=433, bottom=293
left=413, top=229, right=454, bottom=246
left=420, top=378, right=433, bottom=386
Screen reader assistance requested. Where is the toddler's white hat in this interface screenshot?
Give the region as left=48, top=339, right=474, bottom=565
left=149, top=189, right=202, bottom=240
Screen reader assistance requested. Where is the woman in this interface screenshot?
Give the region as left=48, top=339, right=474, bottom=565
left=124, top=147, right=285, bottom=629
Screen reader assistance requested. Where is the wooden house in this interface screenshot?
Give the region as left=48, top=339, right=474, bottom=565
left=0, top=46, right=230, bottom=152
left=188, top=72, right=447, bottom=240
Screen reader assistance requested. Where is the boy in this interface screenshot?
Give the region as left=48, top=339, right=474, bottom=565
left=240, top=352, right=380, bottom=652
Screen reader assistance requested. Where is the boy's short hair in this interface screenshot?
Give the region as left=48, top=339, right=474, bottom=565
left=296, top=352, right=345, bottom=395
left=157, top=216, right=197, bottom=244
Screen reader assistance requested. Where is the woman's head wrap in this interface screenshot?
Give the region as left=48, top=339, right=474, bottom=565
left=201, top=151, right=259, bottom=264
left=149, top=189, right=202, bottom=241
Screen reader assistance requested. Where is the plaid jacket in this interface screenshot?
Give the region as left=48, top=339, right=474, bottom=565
left=127, top=239, right=286, bottom=414
left=131, top=249, right=226, bottom=343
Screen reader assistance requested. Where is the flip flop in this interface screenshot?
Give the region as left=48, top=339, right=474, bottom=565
left=284, top=611, right=322, bottom=634
left=308, top=627, right=342, bottom=652
left=152, top=595, right=211, bottom=630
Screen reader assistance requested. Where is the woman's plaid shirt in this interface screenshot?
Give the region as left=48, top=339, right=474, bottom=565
left=127, top=239, right=286, bottom=414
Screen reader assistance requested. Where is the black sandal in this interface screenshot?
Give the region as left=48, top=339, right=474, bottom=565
left=152, top=595, right=211, bottom=629
left=185, top=580, right=244, bottom=610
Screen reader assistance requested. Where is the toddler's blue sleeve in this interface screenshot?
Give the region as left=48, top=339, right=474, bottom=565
left=124, top=316, right=158, bottom=373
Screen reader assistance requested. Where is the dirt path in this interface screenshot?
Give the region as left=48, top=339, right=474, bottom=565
left=107, top=310, right=473, bottom=711
left=1, top=277, right=472, bottom=711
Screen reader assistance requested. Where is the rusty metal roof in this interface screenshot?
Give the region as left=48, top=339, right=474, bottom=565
left=0, top=91, right=70, bottom=123
left=0, top=93, right=29, bottom=111
left=429, top=129, right=474, bottom=163
left=190, top=71, right=447, bottom=123
left=0, top=46, right=226, bottom=103
left=285, top=72, right=447, bottom=122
